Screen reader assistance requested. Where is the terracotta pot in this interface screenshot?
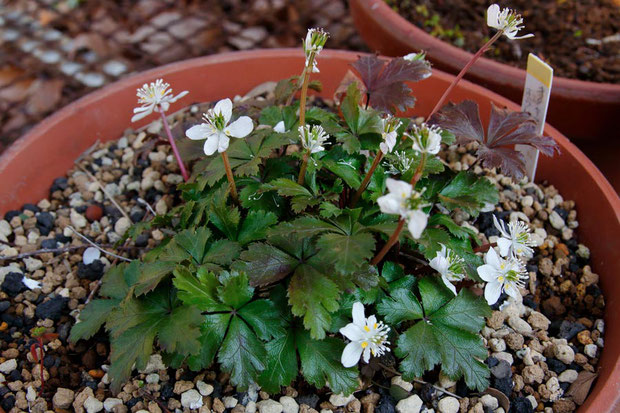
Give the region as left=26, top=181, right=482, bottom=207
left=0, top=49, right=618, bottom=411
left=349, top=0, right=620, bottom=143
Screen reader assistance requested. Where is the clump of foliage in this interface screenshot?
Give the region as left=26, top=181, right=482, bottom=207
left=71, top=21, right=556, bottom=395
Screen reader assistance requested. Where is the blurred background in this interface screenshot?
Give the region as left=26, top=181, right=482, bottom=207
left=0, top=0, right=366, bottom=153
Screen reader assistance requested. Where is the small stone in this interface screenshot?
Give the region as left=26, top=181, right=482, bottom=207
left=489, top=338, right=506, bottom=352
left=196, top=380, right=213, bottom=396
left=552, top=399, right=576, bottom=413
left=491, top=360, right=512, bottom=379
left=558, top=369, right=578, bottom=383
left=543, top=377, right=563, bottom=401
left=73, top=387, right=94, bottom=413
left=181, top=389, right=203, bottom=409
left=487, top=311, right=506, bottom=329
left=114, top=217, right=131, bottom=236
left=391, top=375, right=414, bottom=392
left=438, top=371, right=457, bottom=389
left=330, top=394, right=355, bottom=407
left=257, top=399, right=283, bottom=413
left=584, top=344, right=597, bottom=358
left=508, top=316, right=533, bottom=336
left=549, top=211, right=565, bottom=230
left=223, top=396, right=238, bottom=409
left=0, top=358, right=17, bottom=373
left=522, top=364, right=544, bottom=384
left=527, top=311, right=550, bottom=331
left=53, top=388, right=75, bottom=409
left=554, top=344, right=575, bottom=364
left=480, top=394, right=498, bottom=410
left=279, top=396, right=299, bottom=413
left=24, top=257, right=43, bottom=272
left=173, top=380, right=194, bottom=394
left=103, top=398, right=123, bottom=412
left=437, top=396, right=459, bottom=413
left=84, top=395, right=104, bottom=413
left=86, top=205, right=103, bottom=221
left=71, top=209, right=88, bottom=228
left=525, top=395, right=537, bottom=409
left=396, top=395, right=422, bottom=413
left=505, top=332, right=525, bottom=351
left=577, top=330, right=593, bottom=345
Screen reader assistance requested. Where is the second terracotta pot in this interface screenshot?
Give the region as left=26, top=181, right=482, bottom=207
left=0, top=49, right=618, bottom=412
left=349, top=0, right=620, bottom=143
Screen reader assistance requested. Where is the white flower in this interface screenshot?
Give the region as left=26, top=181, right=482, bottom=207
left=299, top=124, right=329, bottom=154
left=186, top=98, right=254, bottom=156
left=340, top=302, right=390, bottom=367
left=303, top=28, right=329, bottom=73
left=429, top=244, right=465, bottom=295
left=273, top=120, right=287, bottom=133
left=403, top=51, right=427, bottom=62
left=493, top=215, right=536, bottom=259
left=409, top=123, right=442, bottom=155
left=477, top=248, right=527, bottom=305
left=486, top=4, right=534, bottom=40
left=379, top=116, right=402, bottom=154
left=131, top=79, right=188, bottom=122
left=377, top=178, right=429, bottom=239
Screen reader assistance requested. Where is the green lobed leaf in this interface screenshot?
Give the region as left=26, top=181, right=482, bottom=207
left=217, top=271, right=254, bottom=309
left=315, top=232, right=376, bottom=274
left=187, top=313, right=231, bottom=371
left=69, top=298, right=120, bottom=342
left=234, top=242, right=299, bottom=287
left=237, top=210, right=278, bottom=245
left=377, top=288, right=423, bottom=325
left=437, top=171, right=498, bottom=216
left=239, top=299, right=286, bottom=341
left=173, top=267, right=229, bottom=312
left=257, top=330, right=298, bottom=393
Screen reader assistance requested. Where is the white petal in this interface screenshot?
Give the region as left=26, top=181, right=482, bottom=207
left=226, top=116, right=254, bottom=138
left=441, top=275, right=457, bottom=295
left=214, top=98, right=233, bottom=123
left=133, top=105, right=152, bottom=114
left=377, top=194, right=402, bottom=215
left=273, top=120, right=286, bottom=133
left=506, top=32, right=534, bottom=40
left=352, top=302, right=366, bottom=326
left=484, top=281, right=503, bottom=305
left=367, top=315, right=377, bottom=327
left=487, top=4, right=501, bottom=29
left=477, top=264, right=498, bottom=282
left=83, top=247, right=101, bottom=265
left=504, top=282, right=521, bottom=300
left=186, top=124, right=211, bottom=141
left=131, top=108, right=153, bottom=122
left=430, top=255, right=449, bottom=277
left=406, top=210, right=428, bottom=239
left=341, top=342, right=363, bottom=368
left=170, top=90, right=189, bottom=102
left=203, top=134, right=219, bottom=156
left=485, top=247, right=502, bottom=268
left=362, top=347, right=371, bottom=363
left=217, top=133, right=230, bottom=153
left=159, top=101, right=170, bottom=112
left=496, top=238, right=512, bottom=257
left=385, top=178, right=412, bottom=198
left=492, top=215, right=509, bottom=237
left=339, top=323, right=365, bottom=342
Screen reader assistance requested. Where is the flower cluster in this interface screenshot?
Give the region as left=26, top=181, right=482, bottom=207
left=303, top=28, right=329, bottom=73
left=340, top=302, right=390, bottom=367
left=131, top=79, right=188, bottom=122
left=377, top=178, right=429, bottom=239
left=186, top=98, right=254, bottom=156
left=486, top=4, right=534, bottom=40
left=493, top=215, right=536, bottom=259
left=299, top=124, right=329, bottom=154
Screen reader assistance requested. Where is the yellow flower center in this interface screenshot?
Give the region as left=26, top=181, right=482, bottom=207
left=361, top=341, right=368, bottom=348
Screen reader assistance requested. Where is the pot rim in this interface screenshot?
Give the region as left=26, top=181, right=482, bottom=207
left=352, top=0, right=620, bottom=101
left=0, top=48, right=618, bottom=411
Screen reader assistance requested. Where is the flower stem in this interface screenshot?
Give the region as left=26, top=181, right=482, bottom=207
left=371, top=155, right=427, bottom=266
left=426, top=30, right=503, bottom=121
left=351, top=151, right=384, bottom=207
left=297, top=150, right=310, bottom=185
left=221, top=151, right=238, bottom=202
left=159, top=108, right=189, bottom=182
left=298, top=54, right=315, bottom=128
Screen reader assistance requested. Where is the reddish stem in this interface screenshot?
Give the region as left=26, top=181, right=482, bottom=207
left=158, top=108, right=189, bottom=182
left=221, top=151, right=238, bottom=202
left=426, top=31, right=503, bottom=121
left=473, top=242, right=497, bottom=253
left=297, top=150, right=310, bottom=185
left=351, top=151, right=384, bottom=207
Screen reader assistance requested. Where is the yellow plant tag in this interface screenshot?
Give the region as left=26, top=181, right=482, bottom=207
left=517, top=54, right=553, bottom=181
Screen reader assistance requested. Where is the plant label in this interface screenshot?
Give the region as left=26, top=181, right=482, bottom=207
left=518, top=53, right=553, bottom=181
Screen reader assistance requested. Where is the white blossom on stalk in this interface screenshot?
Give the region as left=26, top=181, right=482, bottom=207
left=493, top=215, right=536, bottom=259
left=299, top=124, right=329, bottom=154
left=185, top=98, right=254, bottom=156
left=486, top=4, right=534, bottom=40
left=429, top=244, right=465, bottom=295
left=340, top=302, right=390, bottom=367
left=377, top=178, right=429, bottom=239
left=409, top=123, right=442, bottom=155
left=379, top=116, right=402, bottom=154
left=477, top=247, right=528, bottom=305
left=131, top=79, right=188, bottom=122
left=303, top=28, right=329, bottom=73
left=273, top=120, right=287, bottom=133
left=403, top=51, right=427, bottom=62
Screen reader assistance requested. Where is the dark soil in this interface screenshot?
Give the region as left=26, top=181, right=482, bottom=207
left=386, top=0, right=620, bottom=83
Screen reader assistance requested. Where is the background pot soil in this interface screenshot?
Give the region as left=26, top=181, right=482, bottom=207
left=385, top=0, right=620, bottom=83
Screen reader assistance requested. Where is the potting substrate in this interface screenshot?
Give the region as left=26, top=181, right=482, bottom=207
left=0, top=93, right=606, bottom=413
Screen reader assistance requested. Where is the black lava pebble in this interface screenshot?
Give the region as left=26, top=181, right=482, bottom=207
left=547, top=358, right=567, bottom=374
left=35, top=296, right=68, bottom=321
left=36, top=212, right=55, bottom=235
left=420, top=383, right=436, bottom=402
left=160, top=383, right=174, bottom=400
left=491, top=360, right=512, bottom=379
left=126, top=398, right=141, bottom=408
left=1, top=272, right=27, bottom=296
left=510, top=396, right=534, bottom=413
left=493, top=375, right=514, bottom=397
left=4, top=210, right=20, bottom=221
left=455, top=379, right=470, bottom=397
left=297, top=394, right=320, bottom=409
left=55, top=234, right=72, bottom=244
left=0, top=301, right=9, bottom=313
left=22, top=203, right=40, bottom=213
left=552, top=320, right=586, bottom=340
left=77, top=260, right=105, bottom=281
left=40, top=238, right=58, bottom=249
left=50, top=177, right=69, bottom=193
left=1, top=395, right=15, bottom=411
left=375, top=395, right=396, bottom=413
